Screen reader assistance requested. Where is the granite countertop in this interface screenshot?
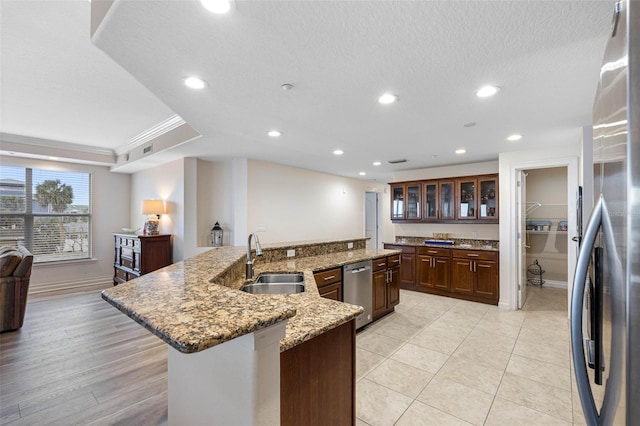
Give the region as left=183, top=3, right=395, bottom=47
left=101, top=244, right=399, bottom=354
left=385, top=238, right=499, bottom=252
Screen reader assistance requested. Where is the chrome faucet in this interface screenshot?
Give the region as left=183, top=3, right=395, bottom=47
left=246, top=232, right=263, bottom=279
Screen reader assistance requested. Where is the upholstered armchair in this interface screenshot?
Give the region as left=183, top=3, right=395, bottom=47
left=0, top=246, right=34, bottom=332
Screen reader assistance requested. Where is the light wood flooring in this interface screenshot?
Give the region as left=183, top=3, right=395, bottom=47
left=1, top=286, right=578, bottom=425
left=0, top=290, right=167, bottom=425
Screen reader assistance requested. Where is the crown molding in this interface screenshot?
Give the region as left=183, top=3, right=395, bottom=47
left=1, top=132, right=115, bottom=156
left=115, top=114, right=186, bottom=156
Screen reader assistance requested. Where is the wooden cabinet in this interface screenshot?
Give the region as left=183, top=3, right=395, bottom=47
left=423, top=180, right=455, bottom=221
left=382, top=245, right=415, bottom=289
left=372, top=255, right=400, bottom=319
left=456, top=175, right=499, bottom=221
left=314, top=267, right=343, bottom=301
left=390, top=182, right=422, bottom=220
left=451, top=249, right=499, bottom=303
left=390, top=174, right=497, bottom=223
left=384, top=243, right=499, bottom=305
left=113, top=234, right=172, bottom=285
left=281, top=320, right=355, bottom=426
left=417, top=247, right=450, bottom=290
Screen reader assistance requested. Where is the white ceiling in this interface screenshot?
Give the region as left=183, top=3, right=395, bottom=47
left=1, top=0, right=613, bottom=182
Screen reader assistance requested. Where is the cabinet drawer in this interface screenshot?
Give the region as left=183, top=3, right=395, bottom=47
left=372, top=258, right=388, bottom=272
left=318, top=282, right=342, bottom=301
left=120, top=256, right=134, bottom=270
left=386, top=255, right=401, bottom=268
left=314, top=268, right=342, bottom=287
left=115, top=268, right=128, bottom=281
left=451, top=250, right=497, bottom=261
left=417, top=247, right=451, bottom=257
left=383, top=244, right=416, bottom=254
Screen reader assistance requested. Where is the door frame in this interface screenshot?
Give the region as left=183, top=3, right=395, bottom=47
left=499, top=154, right=579, bottom=313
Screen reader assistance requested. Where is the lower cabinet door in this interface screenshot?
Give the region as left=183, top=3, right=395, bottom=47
left=475, top=261, right=498, bottom=300
left=417, top=255, right=435, bottom=288
left=318, top=282, right=342, bottom=301
left=433, top=258, right=451, bottom=290
left=388, top=266, right=400, bottom=307
left=372, top=270, right=387, bottom=317
left=451, top=259, right=474, bottom=295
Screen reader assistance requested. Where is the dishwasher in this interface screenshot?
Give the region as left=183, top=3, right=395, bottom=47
left=343, top=260, right=373, bottom=329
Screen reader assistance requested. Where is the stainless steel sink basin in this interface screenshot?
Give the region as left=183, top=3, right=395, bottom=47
left=240, top=273, right=305, bottom=294
left=255, top=273, right=304, bottom=284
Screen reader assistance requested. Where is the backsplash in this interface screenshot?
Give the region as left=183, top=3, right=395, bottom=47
left=395, top=235, right=499, bottom=249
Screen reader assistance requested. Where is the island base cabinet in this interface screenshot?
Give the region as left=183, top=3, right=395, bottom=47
left=281, top=320, right=355, bottom=426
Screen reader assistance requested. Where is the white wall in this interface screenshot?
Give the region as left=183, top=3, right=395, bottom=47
left=391, top=161, right=500, bottom=240
left=1, top=156, right=130, bottom=292
left=246, top=160, right=381, bottom=244
left=131, top=158, right=184, bottom=261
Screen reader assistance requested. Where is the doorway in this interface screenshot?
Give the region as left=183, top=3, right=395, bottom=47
left=365, top=192, right=381, bottom=249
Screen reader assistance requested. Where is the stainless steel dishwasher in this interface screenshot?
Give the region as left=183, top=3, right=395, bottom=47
left=343, top=260, right=373, bottom=329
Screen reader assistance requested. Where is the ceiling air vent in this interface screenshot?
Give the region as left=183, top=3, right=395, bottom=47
left=142, top=144, right=153, bottom=155
left=388, top=159, right=407, bottom=164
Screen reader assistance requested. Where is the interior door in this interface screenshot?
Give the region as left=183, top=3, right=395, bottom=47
left=365, top=192, right=378, bottom=249
left=517, top=170, right=528, bottom=308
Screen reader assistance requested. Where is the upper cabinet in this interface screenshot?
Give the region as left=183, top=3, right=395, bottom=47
left=390, top=174, right=498, bottom=223
left=391, top=182, right=422, bottom=220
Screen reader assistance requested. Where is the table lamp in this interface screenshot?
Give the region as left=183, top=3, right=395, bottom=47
left=142, top=199, right=164, bottom=236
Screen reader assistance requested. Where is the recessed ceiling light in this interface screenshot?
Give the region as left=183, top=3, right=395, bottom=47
left=373, top=161, right=382, bottom=166
left=475, top=85, right=500, bottom=98
left=281, top=83, right=294, bottom=91
left=378, top=93, right=399, bottom=104
left=268, top=130, right=281, bottom=137
left=184, top=77, right=206, bottom=89
left=463, top=122, right=477, bottom=128
left=359, top=172, right=366, bottom=176
left=200, top=0, right=234, bottom=14
left=333, top=149, right=344, bottom=156
left=455, top=149, right=466, bottom=155
left=507, top=134, right=523, bottom=141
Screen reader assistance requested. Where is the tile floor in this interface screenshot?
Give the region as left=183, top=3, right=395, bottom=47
left=355, top=286, right=586, bottom=425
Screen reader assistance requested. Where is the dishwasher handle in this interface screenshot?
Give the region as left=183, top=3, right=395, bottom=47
left=350, top=266, right=371, bottom=273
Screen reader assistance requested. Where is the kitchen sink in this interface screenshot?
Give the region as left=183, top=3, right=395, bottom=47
left=240, top=273, right=305, bottom=294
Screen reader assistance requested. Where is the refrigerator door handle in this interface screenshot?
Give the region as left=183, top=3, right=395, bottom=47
left=571, top=196, right=603, bottom=426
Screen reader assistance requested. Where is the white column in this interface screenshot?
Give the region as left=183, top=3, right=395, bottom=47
left=168, top=320, right=286, bottom=426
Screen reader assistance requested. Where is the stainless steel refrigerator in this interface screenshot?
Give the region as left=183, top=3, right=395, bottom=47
left=571, top=0, right=639, bottom=425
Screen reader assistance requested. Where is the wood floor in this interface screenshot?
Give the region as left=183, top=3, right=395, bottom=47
left=0, top=290, right=168, bottom=425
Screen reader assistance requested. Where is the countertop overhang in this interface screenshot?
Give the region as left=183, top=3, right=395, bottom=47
left=102, top=242, right=400, bottom=353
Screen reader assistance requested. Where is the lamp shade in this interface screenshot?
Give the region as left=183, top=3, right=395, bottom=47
left=141, top=199, right=165, bottom=215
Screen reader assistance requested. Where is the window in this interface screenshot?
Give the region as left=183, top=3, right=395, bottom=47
left=0, top=165, right=91, bottom=263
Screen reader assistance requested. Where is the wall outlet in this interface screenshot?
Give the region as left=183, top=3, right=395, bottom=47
left=347, top=242, right=354, bottom=249
left=287, top=249, right=295, bottom=257
left=256, top=224, right=267, bottom=232
left=472, top=231, right=478, bottom=238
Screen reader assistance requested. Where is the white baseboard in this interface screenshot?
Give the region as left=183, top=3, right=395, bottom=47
left=538, top=279, right=567, bottom=289
left=29, top=275, right=112, bottom=296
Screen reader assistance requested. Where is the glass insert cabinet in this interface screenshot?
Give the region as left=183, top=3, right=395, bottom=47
left=390, top=174, right=498, bottom=223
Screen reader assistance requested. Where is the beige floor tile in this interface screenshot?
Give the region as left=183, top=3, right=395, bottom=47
left=366, top=358, right=433, bottom=398
left=408, top=321, right=471, bottom=355
left=390, top=343, right=450, bottom=374
left=356, top=417, right=372, bottom=426
left=506, top=354, right=571, bottom=391
left=436, top=355, right=504, bottom=395
left=512, top=337, right=570, bottom=368
left=462, top=328, right=517, bottom=353
left=356, top=378, right=413, bottom=426
left=497, top=372, right=573, bottom=421
left=481, top=309, right=527, bottom=328
left=417, top=376, right=493, bottom=425
left=356, top=347, right=385, bottom=380
left=474, top=317, right=522, bottom=338
left=438, top=310, right=484, bottom=328
left=450, top=340, right=512, bottom=372
left=485, top=397, right=572, bottom=425
left=356, top=330, right=405, bottom=358
left=373, top=317, right=424, bottom=341
left=395, top=400, right=473, bottom=426
left=407, top=304, right=448, bottom=321
left=450, top=300, right=491, bottom=316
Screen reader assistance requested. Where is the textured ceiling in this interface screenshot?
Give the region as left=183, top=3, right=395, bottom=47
left=1, top=0, right=614, bottom=181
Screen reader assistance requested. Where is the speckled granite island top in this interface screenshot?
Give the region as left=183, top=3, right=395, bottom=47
left=102, top=239, right=400, bottom=354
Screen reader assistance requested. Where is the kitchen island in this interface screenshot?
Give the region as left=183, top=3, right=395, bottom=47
left=101, top=238, right=399, bottom=425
